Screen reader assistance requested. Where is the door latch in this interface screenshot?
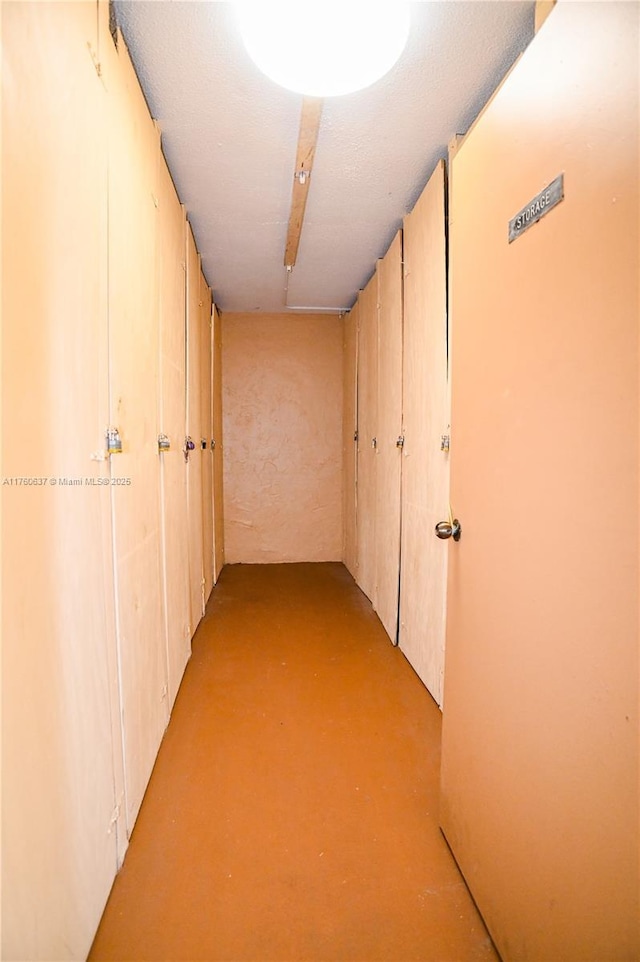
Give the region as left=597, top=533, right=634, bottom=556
left=184, top=436, right=195, bottom=462
left=106, top=426, right=123, bottom=455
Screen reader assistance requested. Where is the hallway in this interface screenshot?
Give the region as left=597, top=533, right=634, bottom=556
left=89, top=563, right=496, bottom=962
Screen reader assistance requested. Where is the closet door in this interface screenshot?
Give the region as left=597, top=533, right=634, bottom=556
left=398, top=161, right=449, bottom=705
left=212, top=305, right=226, bottom=582
left=157, top=156, right=191, bottom=711
left=2, top=4, right=122, bottom=958
left=186, top=227, right=205, bottom=630
left=106, top=33, right=168, bottom=831
left=441, top=6, right=638, bottom=957
left=200, top=277, right=214, bottom=604
left=342, top=301, right=359, bottom=579
left=355, top=273, right=379, bottom=603
left=374, top=231, right=404, bottom=642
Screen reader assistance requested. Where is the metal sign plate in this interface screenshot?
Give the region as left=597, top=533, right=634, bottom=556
left=509, top=174, right=564, bottom=243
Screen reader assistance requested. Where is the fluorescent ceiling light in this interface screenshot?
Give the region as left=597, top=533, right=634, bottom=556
left=235, top=2, right=411, bottom=98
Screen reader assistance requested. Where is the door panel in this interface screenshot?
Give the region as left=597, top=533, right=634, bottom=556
left=441, top=6, right=638, bottom=959
left=375, top=232, right=404, bottom=642
left=212, top=305, right=225, bottom=582
left=106, top=34, right=168, bottom=833
left=157, top=156, right=191, bottom=711
left=1, top=5, right=121, bottom=957
left=186, top=227, right=204, bottom=629
left=355, top=273, right=379, bottom=603
left=200, top=278, right=214, bottom=604
left=399, top=161, right=449, bottom=704
left=342, top=302, right=359, bottom=579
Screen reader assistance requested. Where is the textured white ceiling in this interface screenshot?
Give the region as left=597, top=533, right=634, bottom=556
left=114, top=1, right=535, bottom=312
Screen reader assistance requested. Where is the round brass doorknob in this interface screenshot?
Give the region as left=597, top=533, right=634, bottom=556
left=435, top=519, right=461, bottom=541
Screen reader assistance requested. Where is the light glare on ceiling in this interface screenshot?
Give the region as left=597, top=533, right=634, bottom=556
left=235, top=2, right=411, bottom=98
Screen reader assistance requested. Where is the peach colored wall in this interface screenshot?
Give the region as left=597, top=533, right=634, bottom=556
left=222, top=313, right=343, bottom=563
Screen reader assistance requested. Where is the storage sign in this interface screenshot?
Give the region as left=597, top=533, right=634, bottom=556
left=508, top=174, right=564, bottom=243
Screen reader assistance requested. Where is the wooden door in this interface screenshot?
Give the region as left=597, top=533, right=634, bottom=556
left=441, top=6, right=639, bottom=959
left=342, top=301, right=359, bottom=580
left=355, top=273, right=379, bottom=603
left=200, top=277, right=214, bottom=604
left=1, top=5, right=123, bottom=957
left=157, top=155, right=191, bottom=711
left=212, top=305, right=225, bottom=582
left=186, top=227, right=205, bottom=630
left=374, top=231, right=404, bottom=642
left=398, top=162, right=449, bottom=704
left=106, top=32, right=168, bottom=833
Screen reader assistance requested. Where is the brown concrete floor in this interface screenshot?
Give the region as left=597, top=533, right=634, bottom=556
left=89, top=563, right=497, bottom=962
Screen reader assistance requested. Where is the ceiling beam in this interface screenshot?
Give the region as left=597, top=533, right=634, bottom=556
left=284, top=97, right=323, bottom=269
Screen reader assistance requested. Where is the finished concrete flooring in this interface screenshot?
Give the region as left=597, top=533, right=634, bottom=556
left=89, top=563, right=497, bottom=962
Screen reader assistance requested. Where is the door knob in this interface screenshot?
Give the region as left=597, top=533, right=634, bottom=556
left=435, top=519, right=461, bottom=541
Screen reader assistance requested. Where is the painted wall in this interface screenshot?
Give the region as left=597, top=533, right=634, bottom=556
left=222, top=313, right=343, bottom=563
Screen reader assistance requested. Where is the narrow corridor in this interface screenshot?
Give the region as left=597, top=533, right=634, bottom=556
left=90, top=564, right=496, bottom=962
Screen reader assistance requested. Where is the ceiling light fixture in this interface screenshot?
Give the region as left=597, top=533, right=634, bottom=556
left=235, top=2, right=411, bottom=98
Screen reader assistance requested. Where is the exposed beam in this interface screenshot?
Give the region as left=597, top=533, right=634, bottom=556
left=284, top=97, right=323, bottom=269
left=534, top=0, right=556, bottom=32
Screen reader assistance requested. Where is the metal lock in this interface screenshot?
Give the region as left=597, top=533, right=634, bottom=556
left=157, top=433, right=171, bottom=453
left=184, top=436, right=195, bottom=462
left=106, top=426, right=123, bottom=455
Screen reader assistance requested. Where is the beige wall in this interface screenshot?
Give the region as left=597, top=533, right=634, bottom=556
left=222, top=313, right=342, bottom=563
